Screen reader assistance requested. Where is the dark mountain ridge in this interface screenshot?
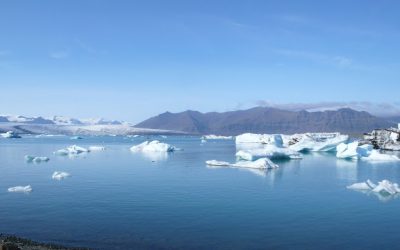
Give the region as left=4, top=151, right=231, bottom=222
left=135, top=107, right=395, bottom=135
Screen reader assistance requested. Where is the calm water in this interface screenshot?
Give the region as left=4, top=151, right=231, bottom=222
left=1, top=135, right=400, bottom=249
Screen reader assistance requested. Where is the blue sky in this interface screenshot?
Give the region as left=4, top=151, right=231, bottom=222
left=1, top=0, right=400, bottom=122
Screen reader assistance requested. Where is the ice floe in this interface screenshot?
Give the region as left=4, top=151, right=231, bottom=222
left=130, top=140, right=177, bottom=153
left=7, top=185, right=32, bottom=193
left=285, top=133, right=349, bottom=152
left=206, top=158, right=278, bottom=169
left=236, top=132, right=348, bottom=153
left=347, top=180, right=400, bottom=196
left=205, top=160, right=230, bottom=166
left=88, top=146, right=106, bottom=151
left=70, top=136, right=83, bottom=140
left=236, top=133, right=283, bottom=145
left=236, top=146, right=302, bottom=161
left=25, top=155, right=50, bottom=163
left=236, top=134, right=302, bottom=160
left=336, top=141, right=400, bottom=161
left=55, top=145, right=90, bottom=155
left=1, top=131, right=21, bottom=138
left=52, top=171, right=71, bottom=180
left=202, top=135, right=233, bottom=140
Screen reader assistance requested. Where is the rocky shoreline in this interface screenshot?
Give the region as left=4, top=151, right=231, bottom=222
left=0, top=234, right=89, bottom=250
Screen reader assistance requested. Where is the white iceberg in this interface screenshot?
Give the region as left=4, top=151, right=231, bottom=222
left=347, top=180, right=400, bottom=196
left=88, top=146, right=106, bottom=151
left=336, top=141, right=400, bottom=161
left=285, top=133, right=349, bottom=152
left=236, top=147, right=302, bottom=161
left=205, top=160, right=230, bottom=166
left=1, top=131, right=21, bottom=138
left=54, top=145, right=90, bottom=155
left=232, top=158, right=279, bottom=169
left=70, top=136, right=83, bottom=140
left=206, top=158, right=278, bottom=169
left=8, top=185, right=32, bottom=193
left=236, top=134, right=302, bottom=160
left=236, top=133, right=283, bottom=146
left=130, top=140, right=177, bottom=153
left=25, top=155, right=50, bottom=163
left=52, top=171, right=71, bottom=180
left=347, top=179, right=376, bottom=190
left=202, top=135, right=233, bottom=140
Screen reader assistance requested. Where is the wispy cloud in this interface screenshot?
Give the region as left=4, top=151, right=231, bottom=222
left=256, top=100, right=400, bottom=117
left=50, top=50, right=69, bottom=59
left=275, top=49, right=354, bottom=68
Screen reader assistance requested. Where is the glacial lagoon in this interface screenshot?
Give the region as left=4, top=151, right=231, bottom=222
left=1, top=135, right=400, bottom=249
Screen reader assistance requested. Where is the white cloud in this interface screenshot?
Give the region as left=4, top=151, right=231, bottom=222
left=275, top=49, right=353, bottom=68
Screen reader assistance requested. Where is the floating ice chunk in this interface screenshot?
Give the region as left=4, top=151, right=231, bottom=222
left=70, top=136, right=83, bottom=140
left=236, top=146, right=302, bottom=161
left=206, top=158, right=278, bottom=169
left=347, top=179, right=376, bottom=190
left=287, top=133, right=349, bottom=152
left=372, top=180, right=400, bottom=195
left=205, top=160, right=230, bottom=166
left=52, top=171, right=71, bottom=180
left=8, top=185, right=32, bottom=193
left=336, top=141, right=360, bottom=159
left=362, top=150, right=400, bottom=162
left=130, top=140, right=176, bottom=153
left=25, top=155, right=50, bottom=163
left=88, top=146, right=106, bottom=151
left=202, top=135, right=233, bottom=140
left=232, top=158, right=279, bottom=169
left=236, top=133, right=282, bottom=146
left=347, top=179, right=400, bottom=196
left=55, top=145, right=90, bottom=155
left=337, top=141, right=400, bottom=161
left=1, top=131, right=21, bottom=138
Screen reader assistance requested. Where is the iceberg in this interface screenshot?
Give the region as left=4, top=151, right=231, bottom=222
left=347, top=180, right=400, bottom=196
left=25, top=155, right=50, bottom=163
left=236, top=133, right=283, bottom=146
left=70, top=136, right=83, bottom=140
left=88, top=146, right=106, bottom=151
left=52, top=171, right=71, bottom=180
left=206, top=158, right=278, bottom=169
left=347, top=179, right=376, bottom=190
left=130, top=140, right=177, bottom=153
left=55, top=145, right=90, bottom=155
left=1, top=131, right=21, bottom=138
left=232, top=158, right=278, bottom=169
left=7, top=185, right=32, bottom=193
left=285, top=133, right=349, bottom=152
left=202, top=135, right=233, bottom=140
left=236, top=146, right=302, bottom=161
left=336, top=141, right=400, bottom=161
left=205, top=160, right=230, bottom=166
left=236, top=134, right=301, bottom=160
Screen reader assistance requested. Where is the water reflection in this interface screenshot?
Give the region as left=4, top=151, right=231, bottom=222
left=336, top=159, right=358, bottom=181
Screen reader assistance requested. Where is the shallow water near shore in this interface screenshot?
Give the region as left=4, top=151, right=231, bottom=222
left=1, top=135, right=400, bottom=249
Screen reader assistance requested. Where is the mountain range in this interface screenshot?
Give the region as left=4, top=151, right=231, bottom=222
left=0, top=115, right=126, bottom=126
left=135, top=107, right=396, bottom=135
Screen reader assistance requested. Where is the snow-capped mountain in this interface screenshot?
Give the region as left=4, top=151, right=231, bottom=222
left=0, top=115, right=128, bottom=126
left=0, top=114, right=183, bottom=135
